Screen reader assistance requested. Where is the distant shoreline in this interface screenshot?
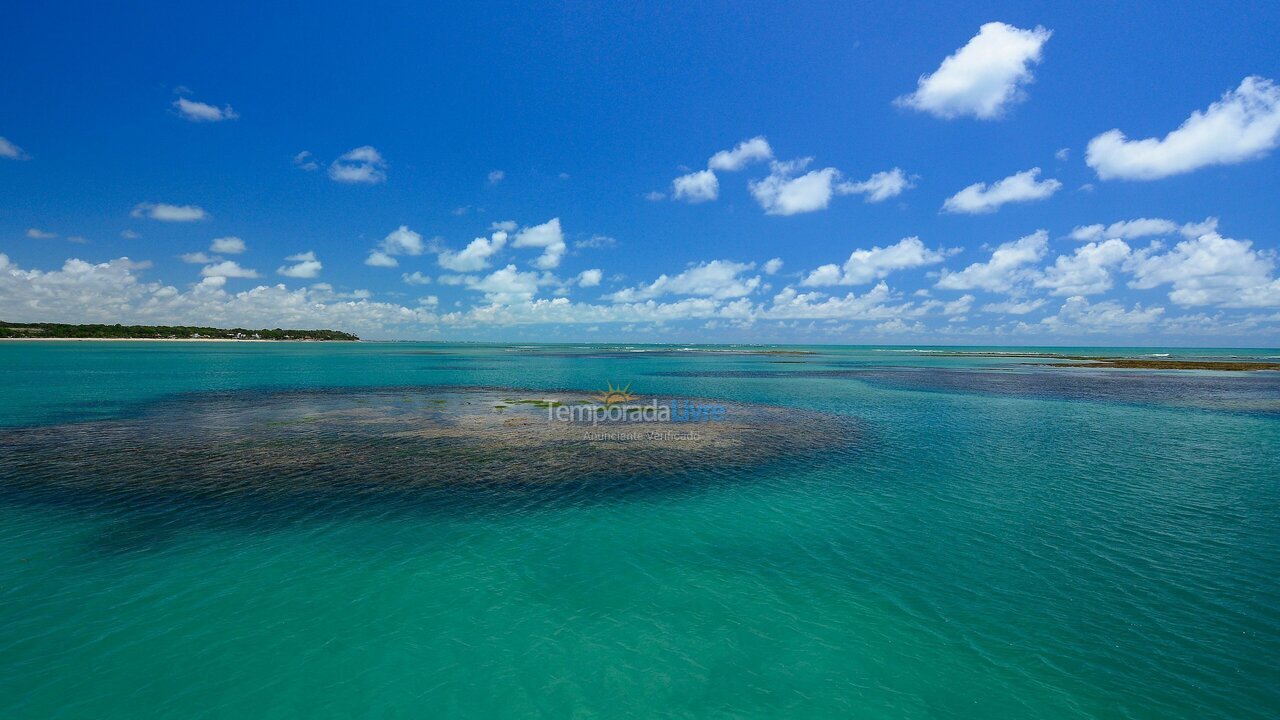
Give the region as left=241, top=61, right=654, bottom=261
left=0, top=337, right=355, bottom=343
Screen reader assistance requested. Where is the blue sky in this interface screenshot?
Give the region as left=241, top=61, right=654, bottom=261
left=2, top=1, right=1279, bottom=343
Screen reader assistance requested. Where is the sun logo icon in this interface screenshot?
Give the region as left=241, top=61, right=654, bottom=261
left=595, top=381, right=637, bottom=406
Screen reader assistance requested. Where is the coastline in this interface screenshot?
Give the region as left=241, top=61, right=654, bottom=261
left=0, top=337, right=357, bottom=343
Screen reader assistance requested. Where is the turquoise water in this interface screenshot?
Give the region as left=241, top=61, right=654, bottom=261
left=1, top=342, right=1278, bottom=719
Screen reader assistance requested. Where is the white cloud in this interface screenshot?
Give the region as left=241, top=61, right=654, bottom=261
left=131, top=202, right=209, bottom=222
left=512, top=218, right=566, bottom=269
left=364, top=251, right=398, bottom=268
left=895, top=22, right=1052, bottom=119
left=1055, top=147, right=1070, bottom=161
left=26, top=228, right=57, bottom=239
left=941, top=168, right=1061, bottom=214
left=936, top=230, right=1048, bottom=292
left=1125, top=232, right=1280, bottom=307
left=179, top=252, right=218, bottom=264
left=172, top=97, right=239, bottom=122
left=981, top=298, right=1046, bottom=315
left=607, top=260, right=761, bottom=302
left=574, top=235, right=618, bottom=250
left=1069, top=218, right=1176, bottom=242
left=439, top=231, right=507, bottom=272
left=470, top=264, right=542, bottom=303
left=120, top=230, right=140, bottom=239
left=577, top=269, right=603, bottom=287
left=707, top=136, right=773, bottom=171
left=762, top=258, right=783, bottom=275
left=1086, top=76, right=1280, bottom=180
left=293, top=151, right=319, bottom=171
left=0, top=136, right=28, bottom=160
left=644, top=191, right=666, bottom=202
left=672, top=169, right=719, bottom=203
left=836, top=167, right=914, bottom=202
left=749, top=159, right=839, bottom=215
left=1070, top=217, right=1220, bottom=242
left=402, top=271, right=432, bottom=285
left=329, top=146, right=387, bottom=184
left=1034, top=239, right=1131, bottom=296
left=1035, top=296, right=1164, bottom=333
left=378, top=225, right=426, bottom=257
left=210, top=236, right=246, bottom=254
left=487, top=169, right=505, bottom=184
left=0, top=254, right=436, bottom=337
left=490, top=220, right=518, bottom=233
left=801, top=237, right=948, bottom=286
left=200, top=261, right=260, bottom=279
left=277, top=252, right=322, bottom=279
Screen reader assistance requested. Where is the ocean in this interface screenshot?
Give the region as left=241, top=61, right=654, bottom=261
left=1, top=341, right=1277, bottom=718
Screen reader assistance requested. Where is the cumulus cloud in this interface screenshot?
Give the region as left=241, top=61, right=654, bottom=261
left=210, top=236, right=246, bottom=254
left=512, top=218, right=566, bottom=269
left=895, top=22, right=1052, bottom=119
left=750, top=160, right=915, bottom=215
left=363, top=225, right=427, bottom=268
left=1125, top=232, right=1280, bottom=307
left=172, top=97, right=239, bottom=122
left=607, top=260, right=761, bottom=302
left=438, top=230, right=507, bottom=272
left=487, top=169, right=505, bottom=184
left=1035, top=296, right=1164, bottom=333
left=707, top=136, right=774, bottom=171
left=402, top=271, right=432, bottom=285
left=836, top=167, right=914, bottom=202
left=329, top=146, right=387, bottom=184
left=26, top=228, right=58, bottom=239
left=672, top=169, right=719, bottom=203
left=277, top=251, right=322, bottom=279
left=936, top=230, right=1048, bottom=292
left=762, top=258, right=783, bottom=275
left=364, top=252, right=398, bottom=268
left=801, top=237, right=948, bottom=286
left=1034, top=239, right=1131, bottom=296
left=292, top=151, right=320, bottom=171
left=1086, top=76, right=1280, bottom=180
left=200, top=261, right=260, bottom=279
left=0, top=254, right=435, bottom=336
left=0, top=136, right=28, bottom=160
left=368, top=225, right=426, bottom=265
left=982, top=298, right=1046, bottom=315
left=576, top=269, right=603, bottom=287
left=469, top=264, right=543, bottom=304
left=942, top=168, right=1061, bottom=214
left=179, top=252, right=218, bottom=264
left=749, top=159, right=840, bottom=215
left=131, top=202, right=209, bottom=222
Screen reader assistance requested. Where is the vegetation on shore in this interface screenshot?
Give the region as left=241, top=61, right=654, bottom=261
left=0, top=321, right=358, bottom=341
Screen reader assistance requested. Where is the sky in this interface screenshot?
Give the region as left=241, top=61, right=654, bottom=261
left=2, top=1, right=1279, bottom=344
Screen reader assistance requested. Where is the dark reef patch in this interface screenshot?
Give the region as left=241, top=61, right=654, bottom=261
left=647, top=367, right=1280, bottom=415
left=0, top=386, right=861, bottom=504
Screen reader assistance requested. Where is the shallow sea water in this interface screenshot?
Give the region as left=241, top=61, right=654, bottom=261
left=1, top=342, right=1277, bottom=719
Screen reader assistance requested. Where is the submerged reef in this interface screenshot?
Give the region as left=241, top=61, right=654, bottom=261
left=924, top=351, right=1280, bottom=371
left=0, top=387, right=859, bottom=498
